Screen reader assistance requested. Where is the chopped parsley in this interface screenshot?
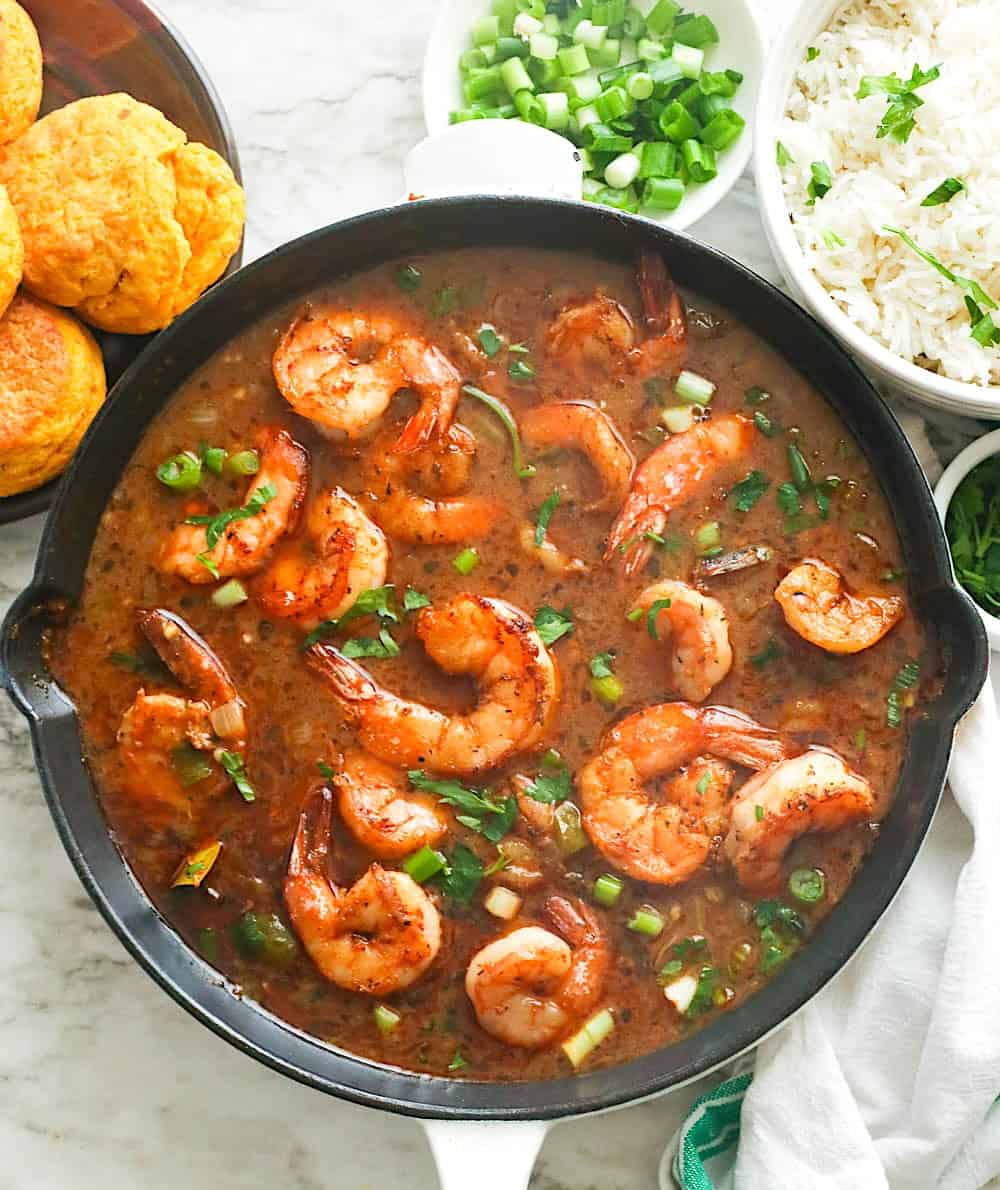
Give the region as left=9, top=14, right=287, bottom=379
left=317, top=760, right=336, bottom=779
left=644, top=597, right=673, bottom=640
left=431, top=844, right=484, bottom=903
left=477, top=323, right=503, bottom=357
left=750, top=636, right=782, bottom=670
left=534, top=604, right=573, bottom=646
left=729, top=469, right=770, bottom=513
left=921, top=177, right=964, bottom=207
left=775, top=140, right=794, bottom=167
left=408, top=771, right=517, bottom=843
left=185, top=482, right=276, bottom=551
left=522, top=759, right=572, bottom=804
left=403, top=586, right=431, bottom=612
left=807, top=161, right=833, bottom=203
left=856, top=63, right=940, bottom=143
left=534, top=489, right=561, bottom=546
left=219, top=750, right=255, bottom=803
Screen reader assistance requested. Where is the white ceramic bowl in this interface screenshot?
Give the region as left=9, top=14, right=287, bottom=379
left=753, top=0, right=1000, bottom=419
left=422, top=0, right=765, bottom=231
left=933, top=429, right=1000, bottom=651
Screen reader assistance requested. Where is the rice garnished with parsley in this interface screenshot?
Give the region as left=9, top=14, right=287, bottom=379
left=779, top=0, right=1000, bottom=387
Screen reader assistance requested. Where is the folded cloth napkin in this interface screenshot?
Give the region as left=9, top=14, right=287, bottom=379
left=665, top=676, right=1000, bottom=1190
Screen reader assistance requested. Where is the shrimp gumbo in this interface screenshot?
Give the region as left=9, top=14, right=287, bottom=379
left=50, top=247, right=932, bottom=1080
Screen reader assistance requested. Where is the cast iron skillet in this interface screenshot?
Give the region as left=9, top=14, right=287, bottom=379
left=1, top=198, right=987, bottom=1124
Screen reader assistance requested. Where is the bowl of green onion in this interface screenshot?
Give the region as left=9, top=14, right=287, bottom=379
left=422, top=0, right=765, bottom=229
left=935, top=428, right=1000, bottom=653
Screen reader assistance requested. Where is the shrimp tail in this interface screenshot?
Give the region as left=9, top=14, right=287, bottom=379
left=544, top=895, right=601, bottom=947
left=701, top=705, right=789, bottom=770
left=393, top=340, right=462, bottom=453
left=604, top=503, right=664, bottom=575
left=305, top=643, right=380, bottom=716
left=287, top=786, right=335, bottom=882
left=638, top=249, right=687, bottom=343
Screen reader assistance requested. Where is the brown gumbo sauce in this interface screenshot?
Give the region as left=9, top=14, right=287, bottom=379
left=50, top=247, right=931, bottom=1081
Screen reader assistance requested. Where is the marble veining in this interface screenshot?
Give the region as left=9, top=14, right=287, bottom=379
left=0, top=1, right=986, bottom=1187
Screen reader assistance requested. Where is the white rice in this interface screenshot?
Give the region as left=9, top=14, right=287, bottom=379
left=779, top=0, right=1000, bottom=386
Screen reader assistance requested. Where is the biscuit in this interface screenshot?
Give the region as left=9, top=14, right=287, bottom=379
left=0, top=93, right=244, bottom=334
left=0, top=181, right=21, bottom=316
left=0, top=291, right=106, bottom=496
left=0, top=0, right=42, bottom=145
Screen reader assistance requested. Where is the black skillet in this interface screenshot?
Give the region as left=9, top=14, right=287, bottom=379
left=0, top=199, right=987, bottom=1170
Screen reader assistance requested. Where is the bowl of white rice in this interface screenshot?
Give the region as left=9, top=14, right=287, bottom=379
left=753, top=0, right=1000, bottom=418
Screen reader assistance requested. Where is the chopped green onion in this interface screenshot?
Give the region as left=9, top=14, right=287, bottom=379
left=755, top=805, right=764, bottom=822
left=553, top=800, right=588, bottom=856
left=530, top=31, right=559, bottom=60
left=589, top=651, right=623, bottom=706
left=226, top=450, right=260, bottom=477
left=402, top=845, right=448, bottom=884
left=500, top=55, right=534, bottom=96
left=754, top=410, right=781, bottom=438
left=538, top=90, right=569, bottom=130
left=461, top=384, right=536, bottom=478
left=821, top=229, right=845, bottom=250
left=658, top=100, right=699, bottom=143
left=374, top=1004, right=401, bottom=1034
left=788, top=867, right=826, bottom=903
left=921, top=177, right=964, bottom=207
left=508, top=358, right=536, bottom=381
left=473, top=14, right=500, bottom=45
left=642, top=177, right=685, bottom=210
left=561, top=1007, right=615, bottom=1068
left=452, top=547, right=480, bottom=576
left=605, top=150, right=641, bottom=190
left=627, top=905, right=665, bottom=937
left=201, top=445, right=227, bottom=475
left=593, top=873, right=624, bottom=907
left=681, top=138, right=717, bottom=183
left=672, top=41, right=703, bottom=79
left=211, top=579, right=249, bottom=609
left=806, top=46, right=819, bottom=61
left=700, top=109, right=745, bottom=152
left=558, top=43, right=591, bottom=75
left=645, top=0, right=679, bottom=37
left=673, top=12, right=719, bottom=48
left=639, top=140, right=678, bottom=179
left=156, top=451, right=202, bottom=492
left=396, top=264, right=422, bottom=293
left=674, top=369, right=715, bottom=405
left=626, top=71, right=654, bottom=101
left=694, top=521, right=721, bottom=554
left=660, top=404, right=697, bottom=434
left=534, top=489, right=560, bottom=546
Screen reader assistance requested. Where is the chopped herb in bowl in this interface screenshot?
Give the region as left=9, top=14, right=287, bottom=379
left=945, top=454, right=1000, bottom=616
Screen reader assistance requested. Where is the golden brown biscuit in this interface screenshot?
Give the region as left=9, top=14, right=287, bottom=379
left=0, top=291, right=106, bottom=496
left=0, top=181, right=22, bottom=315
left=0, top=0, right=42, bottom=145
left=0, top=93, right=244, bottom=334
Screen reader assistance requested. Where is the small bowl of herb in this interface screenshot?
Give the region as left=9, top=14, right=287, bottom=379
left=935, top=428, right=1000, bottom=652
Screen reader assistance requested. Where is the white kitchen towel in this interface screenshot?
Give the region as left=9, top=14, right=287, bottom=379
left=665, top=678, right=1000, bottom=1190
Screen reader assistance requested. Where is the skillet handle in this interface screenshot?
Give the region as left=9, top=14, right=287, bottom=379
left=423, top=1119, right=550, bottom=1190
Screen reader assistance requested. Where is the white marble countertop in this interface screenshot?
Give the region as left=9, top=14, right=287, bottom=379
left=0, top=2, right=988, bottom=1187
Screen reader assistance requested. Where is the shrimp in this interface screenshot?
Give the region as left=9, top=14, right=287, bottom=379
left=516, top=519, right=588, bottom=577
left=366, top=423, right=501, bottom=544
left=332, top=749, right=448, bottom=859
left=272, top=308, right=460, bottom=447
left=629, top=580, right=733, bottom=702
left=117, top=609, right=246, bottom=811
left=775, top=558, right=905, bottom=655
left=545, top=250, right=687, bottom=382
left=284, top=787, right=441, bottom=994
left=606, top=414, right=755, bottom=576
left=306, top=594, right=559, bottom=774
left=465, top=895, right=608, bottom=1048
left=254, top=487, right=388, bottom=630
left=578, top=702, right=788, bottom=883
left=520, top=401, right=634, bottom=512
left=158, top=427, right=309, bottom=584
left=725, top=749, right=875, bottom=893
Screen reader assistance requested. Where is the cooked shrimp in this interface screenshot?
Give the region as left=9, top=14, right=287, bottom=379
left=254, top=487, right=388, bottom=630
left=306, top=594, right=559, bottom=774
left=512, top=773, right=555, bottom=834
left=158, top=427, right=309, bottom=584
left=775, top=558, right=905, bottom=655
left=117, top=609, right=246, bottom=811
left=606, top=414, right=754, bottom=576
left=272, top=309, right=460, bottom=446
left=332, top=749, right=448, bottom=859
left=520, top=401, right=634, bottom=512
left=578, top=702, right=787, bottom=883
left=516, top=519, right=588, bottom=576
left=284, top=787, right=442, bottom=994
left=367, top=423, right=501, bottom=544
left=545, top=250, right=687, bottom=381
left=629, top=580, right=733, bottom=702
left=465, top=895, right=608, bottom=1048
left=725, top=749, right=875, bottom=893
